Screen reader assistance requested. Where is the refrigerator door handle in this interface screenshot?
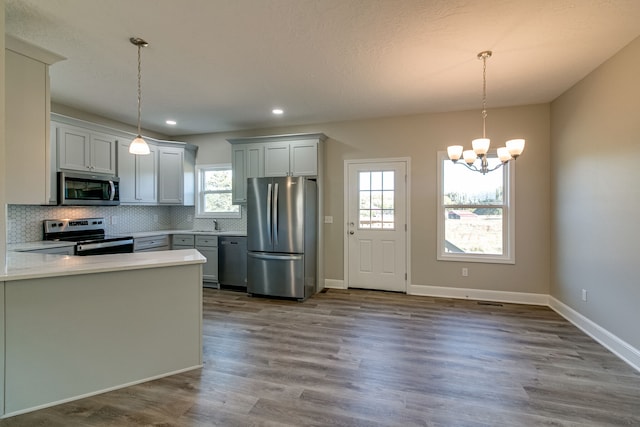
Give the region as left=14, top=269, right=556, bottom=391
left=249, top=252, right=303, bottom=261
left=273, top=182, right=279, bottom=245
left=266, top=183, right=272, bottom=245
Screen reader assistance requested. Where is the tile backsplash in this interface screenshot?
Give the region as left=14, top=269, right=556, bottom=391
left=7, top=204, right=247, bottom=243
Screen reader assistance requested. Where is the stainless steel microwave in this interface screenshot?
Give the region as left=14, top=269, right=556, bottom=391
left=58, top=172, right=120, bottom=206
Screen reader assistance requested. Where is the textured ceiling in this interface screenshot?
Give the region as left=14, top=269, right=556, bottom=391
left=5, top=0, right=640, bottom=136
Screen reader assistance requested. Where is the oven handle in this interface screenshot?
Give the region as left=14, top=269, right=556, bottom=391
left=77, top=238, right=134, bottom=252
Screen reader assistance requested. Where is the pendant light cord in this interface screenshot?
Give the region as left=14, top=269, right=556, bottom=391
left=481, top=53, right=488, bottom=139
left=136, top=43, right=142, bottom=137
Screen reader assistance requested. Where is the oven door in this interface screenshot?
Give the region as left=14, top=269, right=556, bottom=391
left=58, top=172, right=120, bottom=206
left=76, top=239, right=134, bottom=256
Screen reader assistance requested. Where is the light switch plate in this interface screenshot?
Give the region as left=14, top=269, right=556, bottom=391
left=324, top=216, right=333, bottom=224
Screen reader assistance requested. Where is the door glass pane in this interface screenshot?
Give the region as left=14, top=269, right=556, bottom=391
left=358, top=170, right=395, bottom=230
left=359, top=172, right=371, bottom=190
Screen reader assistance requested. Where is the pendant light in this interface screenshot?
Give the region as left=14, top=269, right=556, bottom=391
left=129, top=37, right=150, bottom=155
left=446, top=51, right=525, bottom=174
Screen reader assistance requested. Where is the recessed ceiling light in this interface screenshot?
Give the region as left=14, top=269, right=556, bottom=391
left=166, top=120, right=177, bottom=125
left=272, top=109, right=284, bottom=115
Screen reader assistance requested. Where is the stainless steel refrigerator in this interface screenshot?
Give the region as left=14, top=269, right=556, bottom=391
left=247, top=176, right=317, bottom=300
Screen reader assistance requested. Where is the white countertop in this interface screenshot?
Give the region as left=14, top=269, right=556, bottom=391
left=1, top=249, right=206, bottom=282
left=8, top=241, right=77, bottom=252
left=127, top=229, right=247, bottom=238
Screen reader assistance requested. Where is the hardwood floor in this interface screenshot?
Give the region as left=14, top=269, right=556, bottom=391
left=2, top=288, right=639, bottom=426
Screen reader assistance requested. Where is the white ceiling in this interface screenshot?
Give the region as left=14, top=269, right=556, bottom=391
left=6, top=0, right=640, bottom=137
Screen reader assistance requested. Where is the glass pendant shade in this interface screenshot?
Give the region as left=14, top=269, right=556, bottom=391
left=463, top=150, right=477, bottom=164
left=497, top=147, right=512, bottom=162
left=472, top=138, right=490, bottom=155
left=506, top=139, right=525, bottom=157
left=129, top=135, right=150, bottom=155
left=447, top=145, right=463, bottom=161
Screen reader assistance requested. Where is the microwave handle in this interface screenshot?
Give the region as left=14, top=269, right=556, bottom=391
left=108, top=180, right=116, bottom=201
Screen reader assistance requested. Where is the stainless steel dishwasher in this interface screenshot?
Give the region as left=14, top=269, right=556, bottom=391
left=218, top=236, right=247, bottom=288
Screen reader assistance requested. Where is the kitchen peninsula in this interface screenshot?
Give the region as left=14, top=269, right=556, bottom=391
left=0, top=250, right=205, bottom=418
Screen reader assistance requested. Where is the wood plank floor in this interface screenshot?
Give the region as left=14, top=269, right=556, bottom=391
left=1, top=288, right=639, bottom=426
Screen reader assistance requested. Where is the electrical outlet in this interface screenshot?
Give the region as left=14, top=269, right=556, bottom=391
left=153, top=214, right=159, bottom=223
left=110, top=215, right=118, bottom=225
left=582, top=289, right=588, bottom=302
left=187, top=215, right=193, bottom=222
left=462, top=267, right=469, bottom=277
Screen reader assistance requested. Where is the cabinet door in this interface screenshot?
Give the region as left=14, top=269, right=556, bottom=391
left=231, top=146, right=246, bottom=204
left=290, top=141, right=318, bottom=176
left=58, top=126, right=91, bottom=172
left=158, top=147, right=184, bottom=204
left=246, top=144, right=264, bottom=179
left=116, top=142, right=136, bottom=203
left=5, top=50, right=48, bottom=204
left=90, top=132, right=117, bottom=174
left=198, top=246, right=219, bottom=283
left=137, top=145, right=157, bottom=203
left=264, top=143, right=290, bottom=177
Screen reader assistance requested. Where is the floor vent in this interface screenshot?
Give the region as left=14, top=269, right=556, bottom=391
left=477, top=301, right=504, bottom=307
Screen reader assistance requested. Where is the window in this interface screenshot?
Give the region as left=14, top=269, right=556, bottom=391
left=437, top=151, right=515, bottom=264
left=195, top=164, right=240, bottom=218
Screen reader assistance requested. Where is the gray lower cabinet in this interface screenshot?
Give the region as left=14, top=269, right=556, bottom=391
left=195, top=235, right=218, bottom=286
left=133, top=235, right=169, bottom=252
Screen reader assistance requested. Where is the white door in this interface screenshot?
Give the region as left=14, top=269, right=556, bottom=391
left=346, top=160, right=408, bottom=292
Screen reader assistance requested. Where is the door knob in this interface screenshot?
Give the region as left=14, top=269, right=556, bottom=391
left=349, top=231, right=354, bottom=235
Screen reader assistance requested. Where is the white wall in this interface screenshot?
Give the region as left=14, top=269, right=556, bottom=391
left=180, top=103, right=551, bottom=295
left=551, top=36, right=640, bottom=350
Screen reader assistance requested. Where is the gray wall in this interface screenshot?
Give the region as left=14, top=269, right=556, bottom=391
left=181, top=103, right=551, bottom=295
left=551, top=36, right=640, bottom=349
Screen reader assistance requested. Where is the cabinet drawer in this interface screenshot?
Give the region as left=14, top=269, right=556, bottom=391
left=172, top=234, right=195, bottom=247
left=134, top=235, right=169, bottom=251
left=195, top=235, right=218, bottom=247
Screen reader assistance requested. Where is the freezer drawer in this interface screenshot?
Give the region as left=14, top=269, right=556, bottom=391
left=247, top=252, right=304, bottom=299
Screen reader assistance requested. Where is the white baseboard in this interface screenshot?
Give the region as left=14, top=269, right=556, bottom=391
left=324, top=279, right=346, bottom=289
left=408, top=283, right=549, bottom=306
left=548, top=297, right=640, bottom=373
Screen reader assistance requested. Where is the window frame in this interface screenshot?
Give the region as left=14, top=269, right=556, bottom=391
left=195, top=163, right=241, bottom=219
left=436, top=151, right=515, bottom=264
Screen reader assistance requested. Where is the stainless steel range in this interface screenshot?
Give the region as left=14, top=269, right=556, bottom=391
left=43, top=218, right=134, bottom=256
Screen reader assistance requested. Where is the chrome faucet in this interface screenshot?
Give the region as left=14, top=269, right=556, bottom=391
left=213, top=219, right=219, bottom=231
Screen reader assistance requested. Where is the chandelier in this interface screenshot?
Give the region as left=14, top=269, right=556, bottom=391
left=129, top=37, right=151, bottom=155
left=446, top=51, right=524, bottom=174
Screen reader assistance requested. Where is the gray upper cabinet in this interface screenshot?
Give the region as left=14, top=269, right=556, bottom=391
left=158, top=146, right=184, bottom=205
left=117, top=141, right=157, bottom=204
left=5, top=36, right=64, bottom=205
left=264, top=140, right=318, bottom=177
left=58, top=125, right=117, bottom=175
left=228, top=133, right=326, bottom=204
left=231, top=143, right=264, bottom=204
